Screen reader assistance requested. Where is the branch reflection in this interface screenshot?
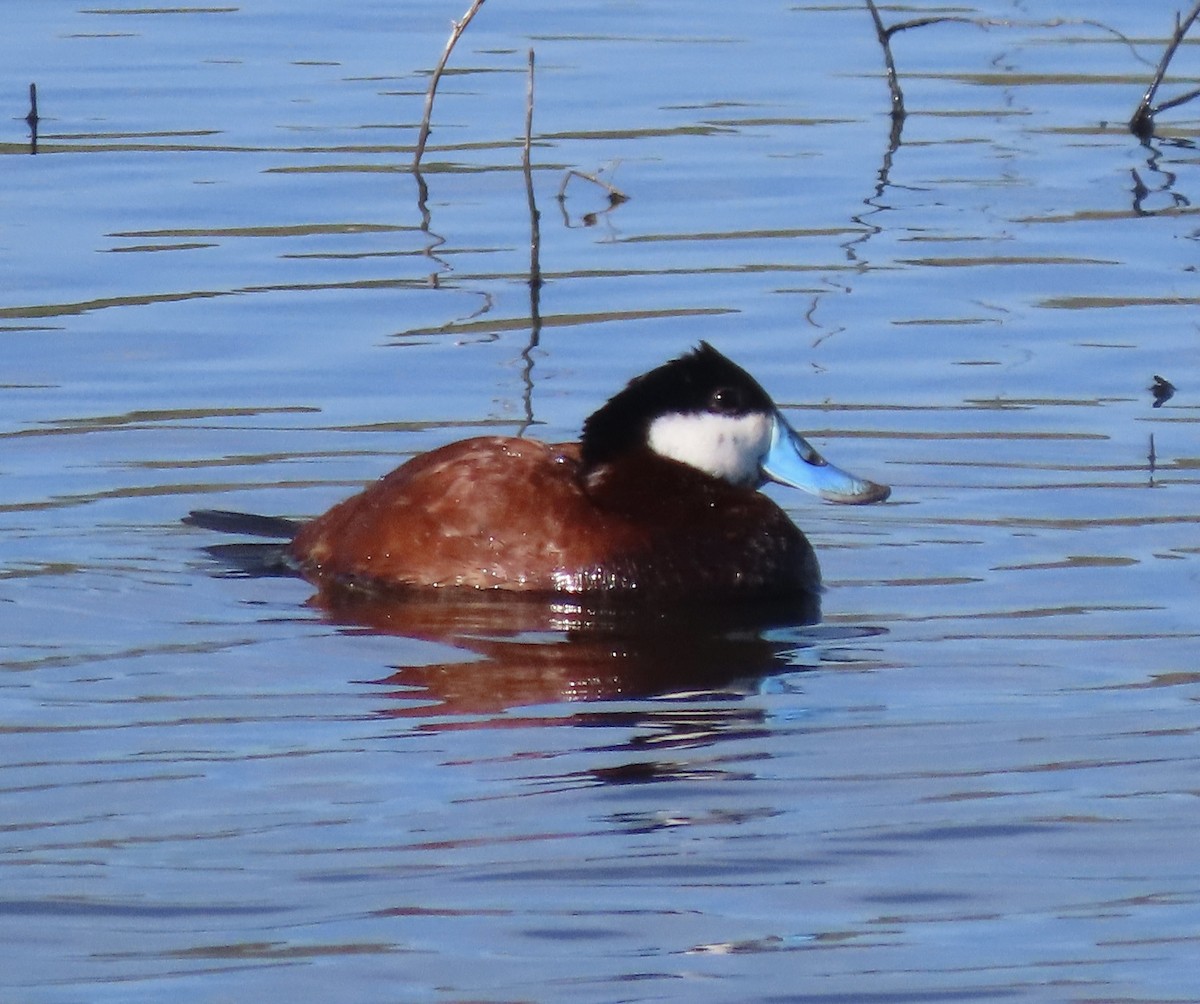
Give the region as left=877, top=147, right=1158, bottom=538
left=1131, top=137, right=1195, bottom=216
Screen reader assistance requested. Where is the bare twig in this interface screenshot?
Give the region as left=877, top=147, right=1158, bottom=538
left=523, top=51, right=535, bottom=173
left=865, top=0, right=904, bottom=118
left=518, top=48, right=542, bottom=436
left=556, top=168, right=630, bottom=229
left=1130, top=1, right=1200, bottom=138
left=556, top=168, right=628, bottom=203
left=864, top=0, right=970, bottom=120
left=522, top=49, right=542, bottom=296
left=413, top=0, right=487, bottom=170
left=1154, top=84, right=1200, bottom=115
left=887, top=16, right=972, bottom=35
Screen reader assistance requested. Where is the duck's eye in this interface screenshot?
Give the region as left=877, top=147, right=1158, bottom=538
left=708, top=386, right=746, bottom=415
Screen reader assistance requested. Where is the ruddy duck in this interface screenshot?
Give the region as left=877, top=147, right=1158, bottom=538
left=186, top=343, right=888, bottom=600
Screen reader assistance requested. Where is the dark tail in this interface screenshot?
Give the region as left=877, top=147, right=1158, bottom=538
left=183, top=509, right=303, bottom=579
left=183, top=509, right=301, bottom=541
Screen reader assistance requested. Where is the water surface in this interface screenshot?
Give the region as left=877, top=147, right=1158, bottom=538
left=2, top=2, right=1199, bottom=1001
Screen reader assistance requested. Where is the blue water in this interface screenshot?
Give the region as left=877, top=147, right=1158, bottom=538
left=2, top=2, right=1199, bottom=1000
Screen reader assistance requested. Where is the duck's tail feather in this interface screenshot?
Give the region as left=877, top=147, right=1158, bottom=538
left=183, top=509, right=301, bottom=540
left=183, top=509, right=302, bottom=579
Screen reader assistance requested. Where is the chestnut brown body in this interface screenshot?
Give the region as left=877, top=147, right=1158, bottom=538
left=290, top=436, right=818, bottom=599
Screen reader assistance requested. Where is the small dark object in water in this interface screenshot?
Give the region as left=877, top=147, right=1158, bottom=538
left=1151, top=374, right=1176, bottom=408
left=26, top=83, right=39, bottom=155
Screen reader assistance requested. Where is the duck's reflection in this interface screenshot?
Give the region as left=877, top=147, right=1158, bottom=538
left=315, top=588, right=822, bottom=717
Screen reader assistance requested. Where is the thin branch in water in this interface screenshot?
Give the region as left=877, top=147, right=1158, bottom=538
left=518, top=48, right=542, bottom=436
left=864, top=0, right=982, bottom=122
left=865, top=0, right=904, bottom=119
left=413, top=0, right=487, bottom=170
left=556, top=168, right=628, bottom=203
left=1153, top=83, right=1200, bottom=117
left=886, top=15, right=972, bottom=36
left=26, top=82, right=39, bottom=154
left=1130, top=0, right=1200, bottom=138
left=556, top=168, right=630, bottom=229
left=523, top=51, right=535, bottom=173
left=523, top=49, right=542, bottom=295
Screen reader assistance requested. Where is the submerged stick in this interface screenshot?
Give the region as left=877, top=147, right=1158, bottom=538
left=413, top=0, right=487, bottom=170
left=1130, top=1, right=1200, bottom=137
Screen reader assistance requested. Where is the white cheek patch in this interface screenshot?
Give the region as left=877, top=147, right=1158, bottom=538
left=647, top=411, right=772, bottom=486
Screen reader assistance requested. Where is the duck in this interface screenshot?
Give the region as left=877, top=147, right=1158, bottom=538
left=185, top=343, right=888, bottom=602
